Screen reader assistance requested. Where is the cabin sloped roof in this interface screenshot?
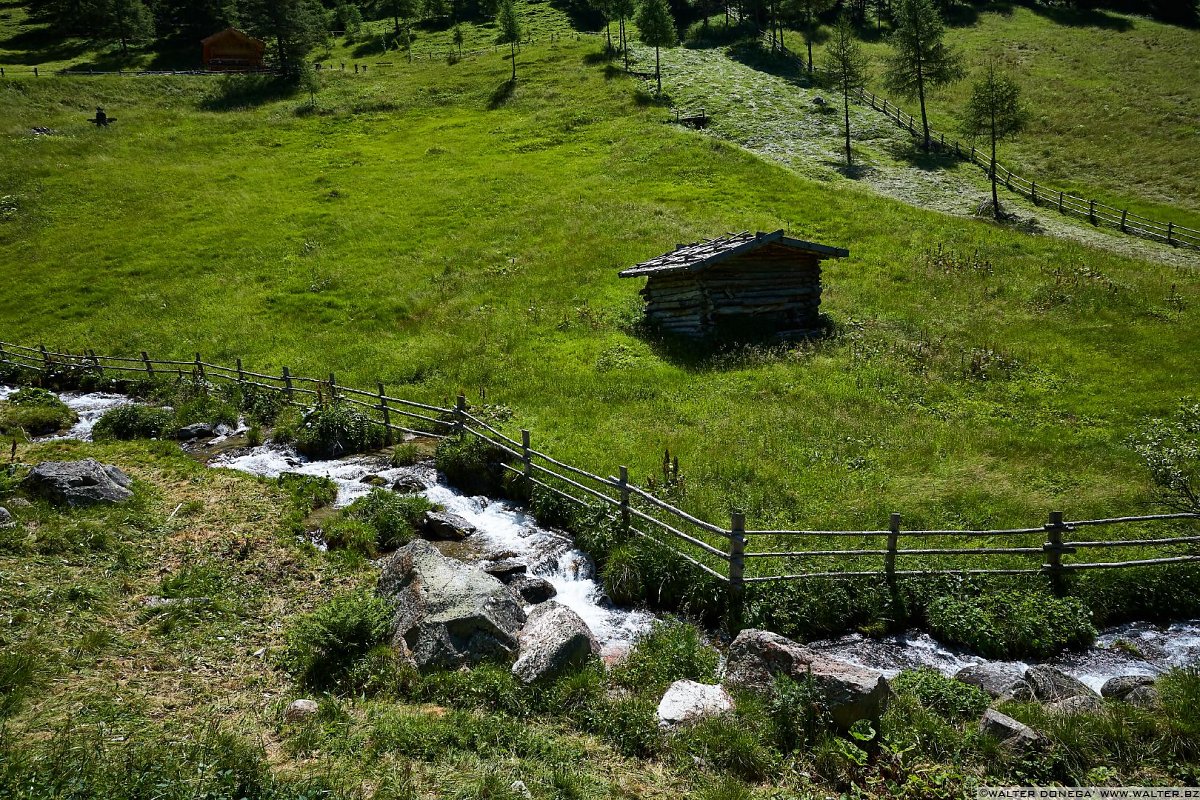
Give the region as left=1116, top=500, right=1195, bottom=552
left=618, top=229, right=848, bottom=278
left=201, top=27, right=265, bottom=48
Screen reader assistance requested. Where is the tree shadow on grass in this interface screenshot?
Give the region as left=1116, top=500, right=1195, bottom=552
left=724, top=40, right=815, bottom=88
left=582, top=49, right=614, bottom=65
left=1023, top=2, right=1134, bottom=31
left=633, top=87, right=673, bottom=107
left=201, top=73, right=297, bottom=111
left=884, top=139, right=962, bottom=172
left=488, top=78, right=516, bottom=109
left=0, top=25, right=91, bottom=65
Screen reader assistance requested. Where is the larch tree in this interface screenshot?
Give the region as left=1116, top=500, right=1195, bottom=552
left=821, top=14, right=869, bottom=166
left=496, top=0, right=520, bottom=81
left=960, top=62, right=1026, bottom=218
left=612, top=0, right=635, bottom=70
left=593, top=0, right=615, bottom=52
left=882, top=0, right=963, bottom=150
left=635, top=0, right=676, bottom=96
left=244, top=0, right=327, bottom=78
left=102, top=0, right=155, bottom=54
left=784, top=0, right=833, bottom=74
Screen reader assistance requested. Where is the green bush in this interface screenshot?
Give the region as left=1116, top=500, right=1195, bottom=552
left=766, top=672, right=833, bottom=752
left=668, top=716, right=778, bottom=782
left=745, top=576, right=894, bottom=642
left=1075, top=564, right=1200, bottom=627
left=322, top=517, right=378, bottom=557
left=612, top=618, right=719, bottom=695
left=419, top=663, right=528, bottom=716
left=892, top=667, right=990, bottom=720
left=276, top=472, right=337, bottom=513
left=294, top=403, right=386, bottom=459
left=926, top=590, right=1096, bottom=659
left=588, top=695, right=662, bottom=758
left=0, top=387, right=76, bottom=436
left=342, top=489, right=434, bottom=551
left=0, top=641, right=42, bottom=719
left=285, top=590, right=392, bottom=691
left=389, top=443, right=422, bottom=467
left=435, top=435, right=509, bottom=496
left=222, top=382, right=288, bottom=426
left=92, top=404, right=174, bottom=440
left=608, top=537, right=727, bottom=623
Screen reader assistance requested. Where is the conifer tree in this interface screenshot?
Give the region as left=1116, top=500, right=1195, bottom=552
left=883, top=0, right=963, bottom=150
left=496, top=0, right=520, bottom=81
left=635, top=0, right=675, bottom=96
left=961, top=62, right=1026, bottom=218
left=821, top=14, right=869, bottom=166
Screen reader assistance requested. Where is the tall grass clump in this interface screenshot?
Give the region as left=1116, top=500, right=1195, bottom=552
left=340, top=489, right=434, bottom=551
left=0, top=387, right=76, bottom=436
left=293, top=403, right=386, bottom=459
left=285, top=590, right=392, bottom=691
left=612, top=618, right=719, bottom=695
left=92, top=404, right=175, bottom=440
left=926, top=590, right=1095, bottom=659
left=435, top=436, right=511, bottom=497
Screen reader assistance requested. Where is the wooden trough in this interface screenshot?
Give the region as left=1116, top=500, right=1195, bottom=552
left=619, top=230, right=849, bottom=339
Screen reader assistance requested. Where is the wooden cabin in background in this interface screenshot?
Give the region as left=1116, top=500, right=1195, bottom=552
left=619, top=230, right=849, bottom=339
left=202, top=28, right=266, bottom=71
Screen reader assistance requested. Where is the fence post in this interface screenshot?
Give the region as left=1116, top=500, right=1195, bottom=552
left=0, top=342, right=7, bottom=367
left=455, top=394, right=467, bottom=438
left=236, top=357, right=245, bottom=385
left=1121, top=209, right=1128, bottom=232
left=1058, top=191, right=1064, bottom=213
left=282, top=367, right=293, bottom=401
left=88, top=349, right=103, bottom=376
left=618, top=465, right=631, bottom=533
left=886, top=512, right=900, bottom=588
left=328, top=372, right=337, bottom=402
left=194, top=352, right=204, bottom=380
left=378, top=382, right=392, bottom=446
left=728, top=509, right=746, bottom=634
left=1167, top=222, right=1174, bottom=245
left=1089, top=200, right=1096, bottom=224
left=1031, top=181, right=1037, bottom=205
left=141, top=351, right=153, bottom=377
left=39, top=344, right=50, bottom=370
left=1043, top=510, right=1072, bottom=596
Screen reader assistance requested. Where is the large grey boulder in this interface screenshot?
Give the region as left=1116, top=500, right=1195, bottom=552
left=996, top=680, right=1035, bottom=704
left=979, top=708, right=1046, bottom=752
left=511, top=601, right=599, bottom=684
left=1124, top=685, right=1160, bottom=709
left=511, top=575, right=557, bottom=604
left=285, top=698, right=320, bottom=722
left=175, top=422, right=216, bottom=440
left=22, top=459, right=133, bottom=506
left=1025, top=666, right=1099, bottom=703
left=421, top=510, right=477, bottom=542
left=1100, top=675, right=1155, bottom=699
left=378, top=539, right=526, bottom=672
left=484, top=559, right=528, bottom=583
left=723, top=629, right=889, bottom=730
left=657, top=680, right=734, bottom=729
left=0, top=507, right=12, bottom=527
left=955, top=663, right=1026, bottom=698
left=1049, top=694, right=1105, bottom=715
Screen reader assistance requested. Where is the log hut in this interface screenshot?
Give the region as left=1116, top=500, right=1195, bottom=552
left=618, top=230, right=849, bottom=339
left=201, top=28, right=266, bottom=71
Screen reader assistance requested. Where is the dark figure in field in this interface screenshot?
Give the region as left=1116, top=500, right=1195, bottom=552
left=89, top=108, right=112, bottom=126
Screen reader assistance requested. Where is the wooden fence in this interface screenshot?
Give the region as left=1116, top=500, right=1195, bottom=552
left=853, top=87, right=1200, bottom=250
left=3, top=340, right=1198, bottom=622
left=761, top=38, right=1200, bottom=251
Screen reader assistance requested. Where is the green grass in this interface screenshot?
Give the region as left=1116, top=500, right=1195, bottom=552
left=1, top=10, right=1198, bottom=544
left=794, top=2, right=1200, bottom=231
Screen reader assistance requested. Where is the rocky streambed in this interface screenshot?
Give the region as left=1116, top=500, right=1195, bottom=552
left=5, top=384, right=1200, bottom=687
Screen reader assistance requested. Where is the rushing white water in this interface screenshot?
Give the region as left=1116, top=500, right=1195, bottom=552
left=212, top=444, right=656, bottom=657
left=811, top=619, right=1200, bottom=692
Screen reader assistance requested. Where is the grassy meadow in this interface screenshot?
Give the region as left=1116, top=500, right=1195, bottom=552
left=1, top=25, right=1198, bottom=536
left=794, top=2, right=1200, bottom=231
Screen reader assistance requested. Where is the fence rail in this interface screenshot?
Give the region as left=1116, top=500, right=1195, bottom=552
left=2, top=339, right=1198, bottom=627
